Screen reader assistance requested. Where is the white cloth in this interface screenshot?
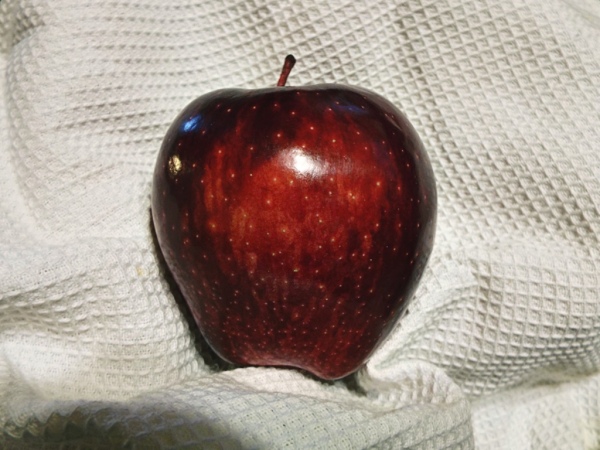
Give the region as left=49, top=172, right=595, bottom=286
left=1, top=0, right=599, bottom=447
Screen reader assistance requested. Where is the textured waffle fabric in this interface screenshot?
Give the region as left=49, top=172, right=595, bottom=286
left=1, top=0, right=599, bottom=448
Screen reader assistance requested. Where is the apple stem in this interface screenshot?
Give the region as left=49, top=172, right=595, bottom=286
left=277, top=55, right=296, bottom=87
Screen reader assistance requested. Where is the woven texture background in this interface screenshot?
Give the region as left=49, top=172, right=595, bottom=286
left=1, top=0, right=599, bottom=448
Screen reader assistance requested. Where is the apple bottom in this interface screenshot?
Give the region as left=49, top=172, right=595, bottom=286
left=180, top=283, right=409, bottom=380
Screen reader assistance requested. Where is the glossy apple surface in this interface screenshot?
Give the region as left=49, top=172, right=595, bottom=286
left=152, top=56, right=436, bottom=380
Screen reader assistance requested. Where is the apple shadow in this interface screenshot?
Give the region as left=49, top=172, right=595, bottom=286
left=149, top=209, right=366, bottom=395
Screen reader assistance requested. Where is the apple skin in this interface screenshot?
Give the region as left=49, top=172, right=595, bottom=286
left=152, top=79, right=436, bottom=380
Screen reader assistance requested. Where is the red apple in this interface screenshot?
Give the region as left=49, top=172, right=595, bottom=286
left=152, top=55, right=436, bottom=380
